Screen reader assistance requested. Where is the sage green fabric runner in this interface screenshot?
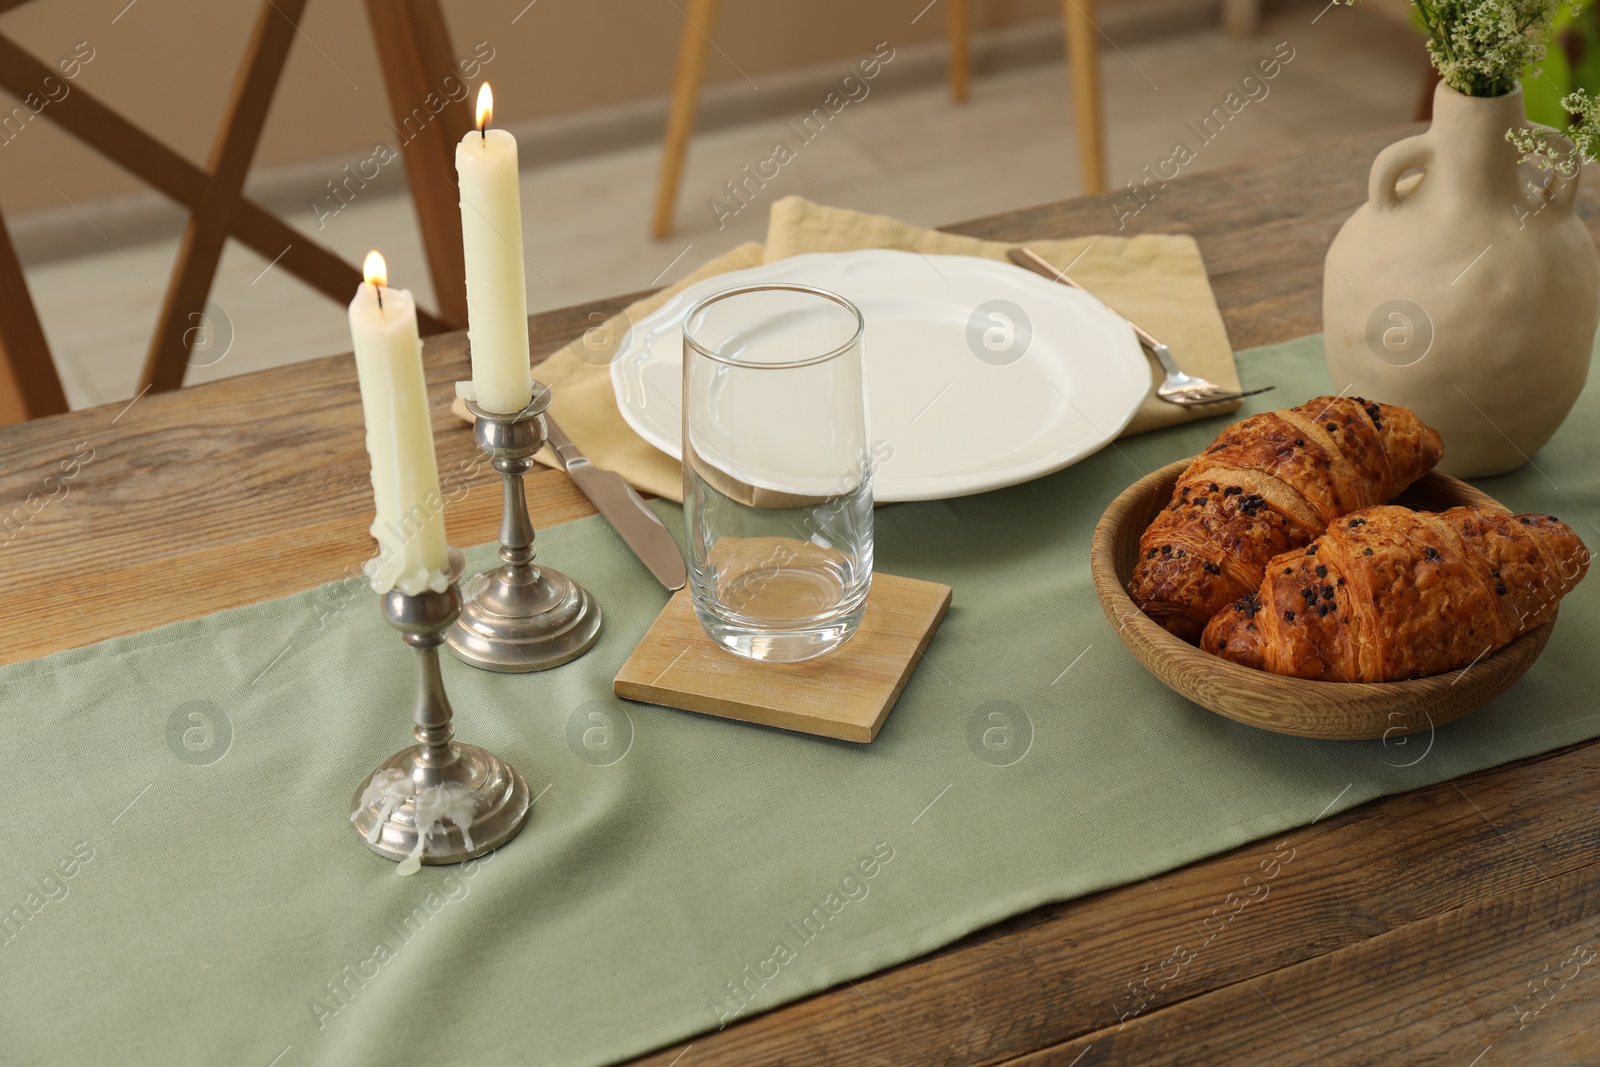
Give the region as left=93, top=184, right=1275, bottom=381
left=3, top=336, right=1596, bottom=1067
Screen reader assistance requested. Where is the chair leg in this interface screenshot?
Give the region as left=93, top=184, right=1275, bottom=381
left=1222, top=0, right=1261, bottom=37
left=365, top=0, right=473, bottom=330
left=1061, top=0, right=1107, bottom=195
left=0, top=206, right=67, bottom=425
left=651, top=0, right=720, bottom=240
left=0, top=31, right=449, bottom=338
left=947, top=0, right=970, bottom=103
left=139, top=0, right=306, bottom=393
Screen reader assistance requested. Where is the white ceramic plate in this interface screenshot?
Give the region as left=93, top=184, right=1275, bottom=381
left=610, top=249, right=1150, bottom=502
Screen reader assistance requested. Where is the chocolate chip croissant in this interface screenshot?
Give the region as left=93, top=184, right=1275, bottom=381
left=1130, top=397, right=1443, bottom=641
left=1202, top=506, right=1590, bottom=682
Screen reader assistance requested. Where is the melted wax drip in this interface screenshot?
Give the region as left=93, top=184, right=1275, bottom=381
left=351, top=768, right=480, bottom=877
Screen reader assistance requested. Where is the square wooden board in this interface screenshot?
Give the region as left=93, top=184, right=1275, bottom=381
left=613, top=573, right=953, bottom=743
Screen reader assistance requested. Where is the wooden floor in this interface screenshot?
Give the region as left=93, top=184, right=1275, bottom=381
left=11, top=6, right=1423, bottom=410
left=1, top=124, right=1595, bottom=1063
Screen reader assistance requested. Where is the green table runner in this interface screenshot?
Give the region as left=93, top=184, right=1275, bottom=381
left=3, top=336, right=1596, bottom=1066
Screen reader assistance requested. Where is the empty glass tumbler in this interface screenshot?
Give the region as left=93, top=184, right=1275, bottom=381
left=681, top=283, right=873, bottom=663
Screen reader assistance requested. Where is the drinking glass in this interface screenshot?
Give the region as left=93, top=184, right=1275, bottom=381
left=681, top=283, right=873, bottom=663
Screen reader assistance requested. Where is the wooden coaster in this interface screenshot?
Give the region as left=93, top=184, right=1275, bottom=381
left=614, top=573, right=952, bottom=743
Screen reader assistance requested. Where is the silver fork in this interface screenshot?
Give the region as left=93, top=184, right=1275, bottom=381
left=1007, top=247, right=1273, bottom=407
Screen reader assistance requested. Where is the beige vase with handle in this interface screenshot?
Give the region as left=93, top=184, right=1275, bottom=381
left=1324, top=81, right=1599, bottom=477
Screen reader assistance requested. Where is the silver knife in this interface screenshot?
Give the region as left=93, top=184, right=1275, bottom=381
left=543, top=414, right=687, bottom=590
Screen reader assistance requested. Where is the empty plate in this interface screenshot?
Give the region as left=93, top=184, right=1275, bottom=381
left=610, top=249, right=1150, bottom=502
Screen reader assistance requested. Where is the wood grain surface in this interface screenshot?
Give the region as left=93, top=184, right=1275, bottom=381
left=3, top=126, right=1598, bottom=1065
left=629, top=738, right=1600, bottom=1066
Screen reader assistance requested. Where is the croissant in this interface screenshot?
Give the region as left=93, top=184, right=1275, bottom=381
left=1129, top=397, right=1443, bottom=641
left=1202, top=506, right=1590, bottom=682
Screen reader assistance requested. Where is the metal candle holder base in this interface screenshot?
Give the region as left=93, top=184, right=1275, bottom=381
left=446, top=391, right=602, bottom=673
left=351, top=548, right=531, bottom=870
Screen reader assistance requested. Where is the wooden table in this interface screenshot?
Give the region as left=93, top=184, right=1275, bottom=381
left=4, top=126, right=1597, bottom=1064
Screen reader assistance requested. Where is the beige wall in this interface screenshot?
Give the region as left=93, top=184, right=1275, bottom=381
left=0, top=0, right=1069, bottom=216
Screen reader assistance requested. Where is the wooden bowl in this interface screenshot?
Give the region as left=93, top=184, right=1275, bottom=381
left=1090, top=459, right=1555, bottom=740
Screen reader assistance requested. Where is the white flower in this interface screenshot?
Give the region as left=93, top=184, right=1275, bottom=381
left=1340, top=0, right=1580, bottom=98
left=1509, top=88, right=1600, bottom=175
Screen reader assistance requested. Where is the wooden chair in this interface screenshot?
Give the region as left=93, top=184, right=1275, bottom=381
left=945, top=0, right=1106, bottom=201
left=0, top=0, right=472, bottom=425
left=958, top=0, right=1267, bottom=122
left=649, top=0, right=1272, bottom=239
left=649, top=0, right=1110, bottom=239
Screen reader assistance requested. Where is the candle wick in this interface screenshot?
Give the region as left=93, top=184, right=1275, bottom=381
left=479, top=126, right=486, bottom=144
left=374, top=283, right=383, bottom=310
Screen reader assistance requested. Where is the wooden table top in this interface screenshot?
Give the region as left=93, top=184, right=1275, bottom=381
left=4, top=125, right=1597, bottom=1064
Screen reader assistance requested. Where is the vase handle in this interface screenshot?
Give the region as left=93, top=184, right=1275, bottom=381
left=1368, top=133, right=1433, bottom=212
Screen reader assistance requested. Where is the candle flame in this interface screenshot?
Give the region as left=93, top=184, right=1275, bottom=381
left=363, top=250, right=387, bottom=288
left=476, top=82, right=493, bottom=131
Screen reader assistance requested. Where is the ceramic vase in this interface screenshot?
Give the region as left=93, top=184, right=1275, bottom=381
left=1324, top=81, right=1600, bottom=477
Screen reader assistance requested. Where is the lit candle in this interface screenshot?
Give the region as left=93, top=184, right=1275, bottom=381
left=455, top=83, right=534, bottom=414
left=349, top=250, right=450, bottom=595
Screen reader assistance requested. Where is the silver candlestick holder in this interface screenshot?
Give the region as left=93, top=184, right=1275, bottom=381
left=351, top=548, right=531, bottom=871
left=446, top=388, right=602, bottom=672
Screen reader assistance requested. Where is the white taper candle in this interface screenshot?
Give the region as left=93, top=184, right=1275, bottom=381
left=349, top=251, right=450, bottom=595
left=455, top=83, right=534, bottom=414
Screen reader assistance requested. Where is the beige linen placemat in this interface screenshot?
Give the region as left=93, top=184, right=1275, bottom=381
left=463, top=196, right=1241, bottom=502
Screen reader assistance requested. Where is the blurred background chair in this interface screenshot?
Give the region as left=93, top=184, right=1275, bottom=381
left=0, top=0, right=470, bottom=425
left=648, top=0, right=1269, bottom=239
left=649, top=0, right=1108, bottom=239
